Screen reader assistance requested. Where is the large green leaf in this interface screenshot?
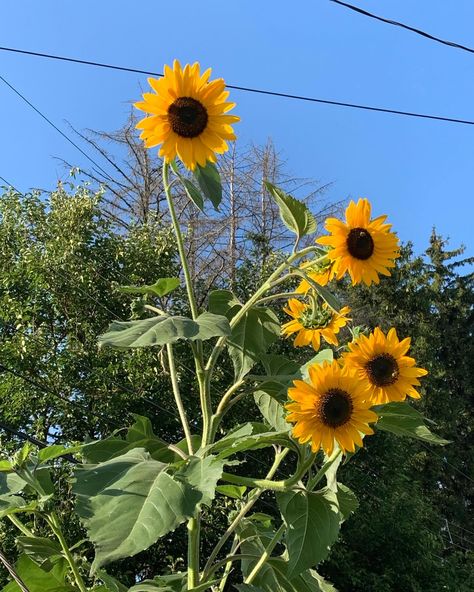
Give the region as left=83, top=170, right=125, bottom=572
left=374, top=402, right=450, bottom=445
left=277, top=488, right=341, bottom=578
left=118, top=278, right=180, bottom=297
left=265, top=181, right=317, bottom=240
left=98, top=312, right=230, bottom=350
left=74, top=449, right=222, bottom=570
left=194, top=161, right=222, bottom=210
left=228, top=306, right=280, bottom=379
left=0, top=554, right=75, bottom=592
left=128, top=572, right=185, bottom=591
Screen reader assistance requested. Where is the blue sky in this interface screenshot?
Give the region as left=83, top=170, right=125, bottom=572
left=1, top=0, right=473, bottom=259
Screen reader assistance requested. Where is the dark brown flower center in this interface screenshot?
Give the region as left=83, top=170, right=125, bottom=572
left=365, top=353, right=399, bottom=386
left=168, top=97, right=208, bottom=138
left=346, top=227, right=374, bottom=260
left=319, top=388, right=353, bottom=428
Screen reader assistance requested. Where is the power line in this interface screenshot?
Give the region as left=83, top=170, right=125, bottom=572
left=1, top=45, right=474, bottom=126
left=0, top=73, right=114, bottom=182
left=330, top=0, right=474, bottom=56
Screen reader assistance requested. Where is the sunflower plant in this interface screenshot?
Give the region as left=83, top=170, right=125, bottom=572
left=0, top=61, right=450, bottom=592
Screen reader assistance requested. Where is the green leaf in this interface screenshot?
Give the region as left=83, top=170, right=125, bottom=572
left=1, top=554, right=75, bottom=592
left=211, top=422, right=292, bottom=459
left=374, top=402, right=450, bottom=445
left=0, top=472, right=26, bottom=496
left=98, top=312, right=230, bottom=350
left=81, top=416, right=189, bottom=464
left=264, top=181, right=317, bottom=240
left=118, top=278, right=180, bottom=297
left=37, top=444, right=82, bottom=464
left=194, top=161, right=222, bottom=210
left=175, top=455, right=224, bottom=507
left=16, top=536, right=63, bottom=567
left=253, top=390, right=289, bottom=433
left=170, top=162, right=205, bottom=211
left=238, top=522, right=335, bottom=592
left=234, top=586, right=266, bottom=592
left=336, top=483, right=358, bottom=521
left=0, top=460, right=12, bottom=472
left=277, top=487, right=341, bottom=578
left=216, top=484, right=247, bottom=499
left=298, top=273, right=341, bottom=312
left=228, top=306, right=280, bottom=379
left=300, top=349, right=334, bottom=380
left=208, top=289, right=241, bottom=316
left=74, top=449, right=223, bottom=570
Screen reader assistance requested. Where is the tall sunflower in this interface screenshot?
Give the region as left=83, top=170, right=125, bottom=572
left=296, top=258, right=338, bottom=294
left=286, top=361, right=378, bottom=455
left=343, top=327, right=428, bottom=405
left=317, top=198, right=400, bottom=286
left=282, top=299, right=351, bottom=351
left=134, top=60, right=239, bottom=171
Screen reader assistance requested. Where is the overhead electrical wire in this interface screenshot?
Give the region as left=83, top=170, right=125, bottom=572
left=0, top=45, right=473, bottom=126
left=330, top=0, right=474, bottom=55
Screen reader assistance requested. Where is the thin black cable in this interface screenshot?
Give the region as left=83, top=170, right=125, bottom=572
left=0, top=74, right=115, bottom=182
left=1, top=46, right=474, bottom=126
left=330, top=0, right=474, bottom=55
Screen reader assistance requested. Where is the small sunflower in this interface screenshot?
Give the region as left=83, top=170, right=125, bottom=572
left=286, top=361, right=378, bottom=455
left=296, top=258, right=338, bottom=294
left=317, top=198, right=400, bottom=286
left=282, top=299, right=351, bottom=351
left=343, top=327, right=428, bottom=404
left=134, top=60, right=239, bottom=170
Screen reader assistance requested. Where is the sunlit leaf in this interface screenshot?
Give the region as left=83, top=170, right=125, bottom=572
left=374, top=402, right=450, bottom=445
left=118, top=278, right=180, bottom=297
left=265, top=181, right=317, bottom=240
left=194, top=161, right=222, bottom=210
left=98, top=312, right=230, bottom=350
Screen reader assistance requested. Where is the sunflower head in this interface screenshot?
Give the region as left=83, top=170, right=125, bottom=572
left=317, top=198, right=400, bottom=286
left=296, top=258, right=338, bottom=293
left=343, top=327, right=428, bottom=405
left=282, top=299, right=351, bottom=351
left=286, top=360, right=378, bottom=455
left=134, top=60, right=239, bottom=170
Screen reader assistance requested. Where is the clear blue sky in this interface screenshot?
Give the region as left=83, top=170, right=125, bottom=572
left=1, top=0, right=473, bottom=258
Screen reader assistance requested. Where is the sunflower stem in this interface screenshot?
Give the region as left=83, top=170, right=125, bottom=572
left=244, top=523, right=286, bottom=585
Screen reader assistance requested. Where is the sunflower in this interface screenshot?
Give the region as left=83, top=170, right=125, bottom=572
left=317, top=198, right=400, bottom=286
left=286, top=361, right=378, bottom=455
left=296, top=258, right=338, bottom=294
left=342, top=327, right=428, bottom=405
left=282, top=299, right=351, bottom=351
left=134, top=60, right=239, bottom=170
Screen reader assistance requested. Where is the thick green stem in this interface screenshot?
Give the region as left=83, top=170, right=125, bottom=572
left=166, top=343, right=194, bottom=455
left=48, top=513, right=88, bottom=592
left=244, top=523, right=286, bottom=584
left=187, top=517, right=200, bottom=589
left=221, top=451, right=316, bottom=493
